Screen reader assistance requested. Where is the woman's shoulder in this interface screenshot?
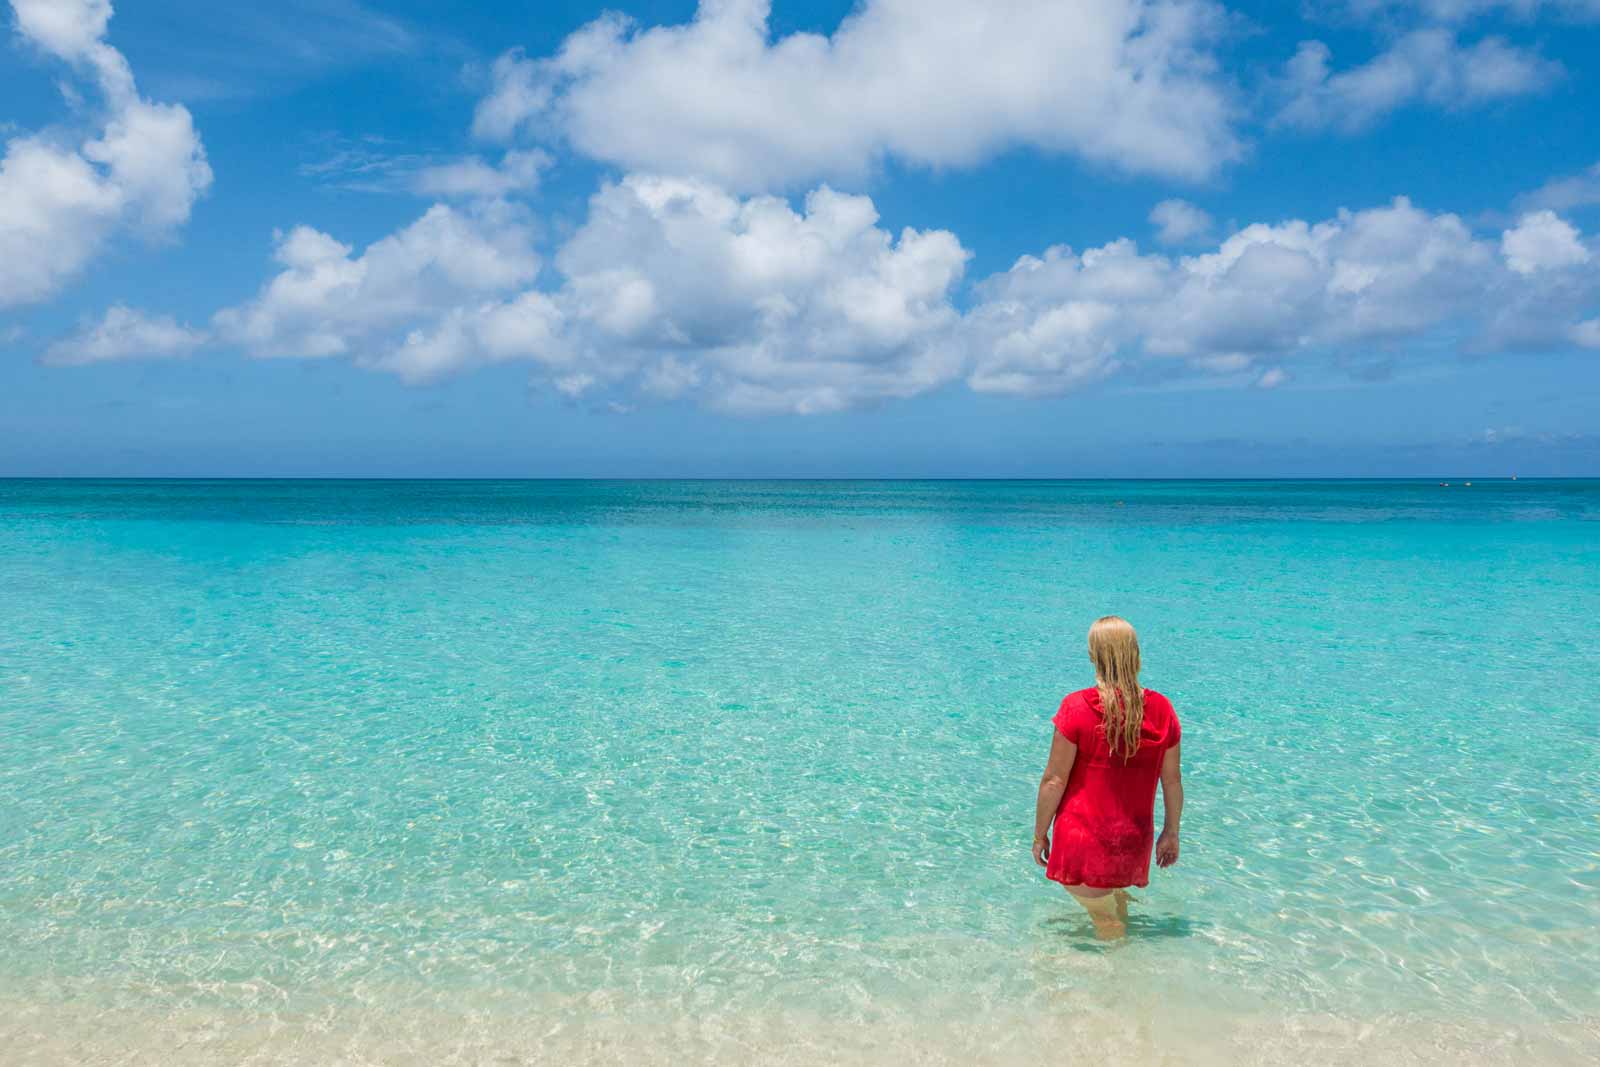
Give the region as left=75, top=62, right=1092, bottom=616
left=1060, top=688, right=1099, bottom=713
left=1052, top=689, right=1099, bottom=738
left=1143, top=688, right=1179, bottom=727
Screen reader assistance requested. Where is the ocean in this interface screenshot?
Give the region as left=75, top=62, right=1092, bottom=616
left=1, top=479, right=1596, bottom=1064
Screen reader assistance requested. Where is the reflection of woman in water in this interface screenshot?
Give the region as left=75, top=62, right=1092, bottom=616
left=1032, top=616, right=1183, bottom=939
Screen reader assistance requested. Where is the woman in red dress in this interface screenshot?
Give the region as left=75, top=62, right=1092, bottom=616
left=1032, top=616, right=1183, bottom=939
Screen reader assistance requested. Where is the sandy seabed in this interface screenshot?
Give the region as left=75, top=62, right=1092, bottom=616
left=6, top=994, right=1597, bottom=1066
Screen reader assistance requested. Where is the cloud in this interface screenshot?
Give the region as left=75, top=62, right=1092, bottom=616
left=1500, top=210, right=1591, bottom=274
left=1470, top=424, right=1523, bottom=444
left=1467, top=427, right=1600, bottom=458
left=547, top=176, right=970, bottom=413
left=1149, top=199, right=1213, bottom=245
left=1333, top=1, right=1600, bottom=22
left=0, top=0, right=212, bottom=309
left=472, top=48, right=552, bottom=142
left=961, top=196, right=1599, bottom=395
left=472, top=0, right=1241, bottom=191
left=206, top=169, right=1600, bottom=412
left=375, top=290, right=571, bottom=386
left=41, top=304, right=206, bottom=365
left=212, top=201, right=541, bottom=368
left=10, top=0, right=112, bottom=58
left=1276, top=29, right=1560, bottom=131
left=1514, top=161, right=1600, bottom=214
left=295, top=138, right=434, bottom=193
left=218, top=175, right=971, bottom=410
left=413, top=149, right=552, bottom=200
left=298, top=139, right=551, bottom=200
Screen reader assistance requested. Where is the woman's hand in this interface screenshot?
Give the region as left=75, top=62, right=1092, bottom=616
left=1032, top=834, right=1050, bottom=867
left=1155, top=828, right=1179, bottom=868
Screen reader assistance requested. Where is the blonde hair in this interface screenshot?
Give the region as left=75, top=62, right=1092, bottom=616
left=1088, top=615, right=1144, bottom=759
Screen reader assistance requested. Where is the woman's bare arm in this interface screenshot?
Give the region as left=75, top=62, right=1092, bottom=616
left=1155, top=742, right=1182, bottom=867
left=1032, top=731, right=1077, bottom=866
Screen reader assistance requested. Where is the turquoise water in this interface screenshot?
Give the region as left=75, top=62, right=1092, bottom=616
left=2, top=479, right=1597, bottom=1064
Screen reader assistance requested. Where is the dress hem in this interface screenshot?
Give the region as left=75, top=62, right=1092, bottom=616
left=1044, top=871, right=1149, bottom=890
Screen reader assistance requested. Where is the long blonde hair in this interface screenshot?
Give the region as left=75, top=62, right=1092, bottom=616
left=1089, top=615, right=1144, bottom=759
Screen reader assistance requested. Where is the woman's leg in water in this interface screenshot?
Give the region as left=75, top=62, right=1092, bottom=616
left=1064, top=885, right=1126, bottom=940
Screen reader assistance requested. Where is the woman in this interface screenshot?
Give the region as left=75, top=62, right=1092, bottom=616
left=1032, top=616, right=1182, bottom=939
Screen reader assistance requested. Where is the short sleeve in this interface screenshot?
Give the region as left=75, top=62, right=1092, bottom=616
left=1166, top=705, right=1182, bottom=750
left=1051, top=694, right=1086, bottom=746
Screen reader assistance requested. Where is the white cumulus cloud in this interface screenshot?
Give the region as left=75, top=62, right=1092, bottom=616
left=212, top=201, right=541, bottom=366
left=41, top=304, right=206, bottom=365
left=962, top=197, right=1530, bottom=395
left=227, top=175, right=972, bottom=410
left=11, top=0, right=112, bottom=58
left=205, top=176, right=1600, bottom=411
left=549, top=176, right=970, bottom=413
left=472, top=0, right=1240, bottom=191
left=0, top=0, right=212, bottom=308
left=1500, top=210, right=1591, bottom=274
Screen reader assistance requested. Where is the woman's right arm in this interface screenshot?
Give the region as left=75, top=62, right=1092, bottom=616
left=1032, top=730, right=1077, bottom=867
left=1155, top=742, right=1182, bottom=867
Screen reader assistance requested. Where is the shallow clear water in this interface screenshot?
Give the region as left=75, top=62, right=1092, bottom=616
left=1, top=479, right=1597, bottom=1064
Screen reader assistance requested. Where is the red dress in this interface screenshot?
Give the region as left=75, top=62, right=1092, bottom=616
left=1046, top=687, right=1180, bottom=889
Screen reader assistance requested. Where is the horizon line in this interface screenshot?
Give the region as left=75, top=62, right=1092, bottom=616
left=0, top=475, right=1585, bottom=483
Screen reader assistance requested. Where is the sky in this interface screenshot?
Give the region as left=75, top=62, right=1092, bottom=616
left=1, top=0, right=1598, bottom=477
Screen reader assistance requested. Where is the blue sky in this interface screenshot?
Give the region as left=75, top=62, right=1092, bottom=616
left=2, top=0, right=1598, bottom=477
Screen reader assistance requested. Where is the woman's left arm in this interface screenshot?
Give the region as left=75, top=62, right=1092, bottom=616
left=1033, top=731, right=1077, bottom=866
